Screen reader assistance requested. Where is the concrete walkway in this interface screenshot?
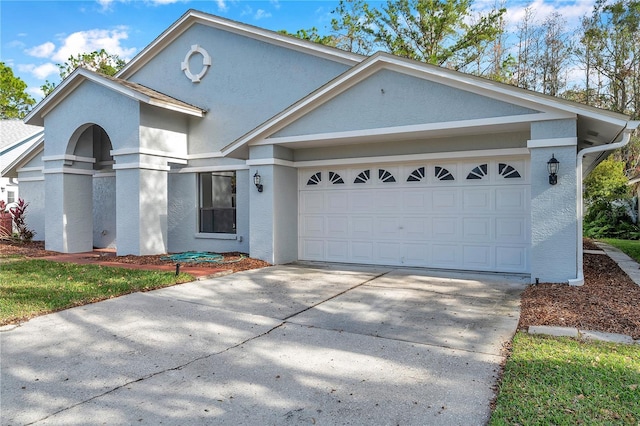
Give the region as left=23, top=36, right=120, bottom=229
left=594, top=241, right=640, bottom=286
left=1, top=264, right=527, bottom=425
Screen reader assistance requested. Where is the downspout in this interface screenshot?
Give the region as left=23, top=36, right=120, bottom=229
left=569, top=121, right=640, bottom=286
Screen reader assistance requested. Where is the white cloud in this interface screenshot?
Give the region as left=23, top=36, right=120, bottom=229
left=25, top=42, right=56, bottom=59
left=216, top=0, right=228, bottom=11
left=18, top=63, right=59, bottom=80
left=52, top=28, right=137, bottom=62
left=27, top=86, right=45, bottom=100
left=270, top=0, right=280, bottom=10
left=7, top=40, right=26, bottom=49
left=254, top=9, right=272, bottom=20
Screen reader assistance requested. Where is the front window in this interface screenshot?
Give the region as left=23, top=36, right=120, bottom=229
left=199, top=172, right=236, bottom=234
left=7, top=191, right=15, bottom=204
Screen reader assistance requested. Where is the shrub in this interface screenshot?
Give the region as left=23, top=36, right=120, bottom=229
left=8, top=198, right=35, bottom=242
left=584, top=199, right=640, bottom=239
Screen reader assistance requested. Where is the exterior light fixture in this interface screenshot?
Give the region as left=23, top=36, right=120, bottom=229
left=547, top=154, right=559, bottom=185
left=253, top=171, right=263, bottom=192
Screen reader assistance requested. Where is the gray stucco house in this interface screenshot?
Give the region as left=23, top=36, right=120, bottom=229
left=4, top=10, right=638, bottom=284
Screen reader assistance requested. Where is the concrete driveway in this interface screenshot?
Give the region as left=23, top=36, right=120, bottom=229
left=1, top=264, right=527, bottom=425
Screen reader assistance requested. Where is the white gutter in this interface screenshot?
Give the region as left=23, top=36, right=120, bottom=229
left=569, top=121, right=640, bottom=286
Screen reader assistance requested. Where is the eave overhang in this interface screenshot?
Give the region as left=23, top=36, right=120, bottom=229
left=24, top=67, right=206, bottom=127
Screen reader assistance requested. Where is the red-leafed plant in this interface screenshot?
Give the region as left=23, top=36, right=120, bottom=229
left=9, top=198, right=35, bottom=242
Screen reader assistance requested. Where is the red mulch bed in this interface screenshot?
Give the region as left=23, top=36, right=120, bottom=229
left=2, top=239, right=639, bottom=339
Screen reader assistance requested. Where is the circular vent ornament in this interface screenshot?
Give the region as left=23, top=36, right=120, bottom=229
left=181, top=45, right=211, bottom=83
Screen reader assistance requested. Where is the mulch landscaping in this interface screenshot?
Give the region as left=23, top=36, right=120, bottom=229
left=2, top=239, right=639, bottom=339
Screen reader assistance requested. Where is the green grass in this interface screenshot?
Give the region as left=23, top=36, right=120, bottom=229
left=490, top=333, right=640, bottom=425
left=0, top=258, right=193, bottom=325
left=601, top=238, right=640, bottom=263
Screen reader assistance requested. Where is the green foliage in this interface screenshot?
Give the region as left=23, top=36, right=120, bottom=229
left=584, top=200, right=640, bottom=239
left=490, top=333, right=640, bottom=425
left=0, top=62, right=36, bottom=119
left=584, top=157, right=631, bottom=203
left=41, top=49, right=126, bottom=96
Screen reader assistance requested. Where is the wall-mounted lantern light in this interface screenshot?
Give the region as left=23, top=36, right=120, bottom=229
left=547, top=154, right=559, bottom=185
left=0, top=187, right=4, bottom=193
left=253, top=171, right=263, bottom=192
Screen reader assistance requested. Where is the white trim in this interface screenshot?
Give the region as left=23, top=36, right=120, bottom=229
left=252, top=148, right=529, bottom=169
left=112, top=162, right=171, bottom=172
left=110, top=147, right=188, bottom=164
left=186, top=151, right=224, bottom=160
left=245, top=113, right=563, bottom=150
left=527, top=137, right=577, bottom=149
left=94, top=172, right=116, bottom=178
left=43, top=154, right=96, bottom=163
left=17, top=176, right=45, bottom=182
left=246, top=158, right=295, bottom=167
left=116, top=10, right=362, bottom=80
left=181, top=44, right=212, bottom=83
left=16, top=166, right=44, bottom=173
left=175, top=164, right=250, bottom=173
left=195, top=233, right=238, bottom=240
left=43, top=168, right=95, bottom=176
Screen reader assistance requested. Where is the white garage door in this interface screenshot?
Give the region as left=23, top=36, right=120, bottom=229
left=299, top=158, right=530, bottom=273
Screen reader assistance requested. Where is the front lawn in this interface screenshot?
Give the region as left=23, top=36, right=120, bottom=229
left=490, top=333, right=640, bottom=425
left=601, top=238, right=640, bottom=263
left=0, top=258, right=193, bottom=325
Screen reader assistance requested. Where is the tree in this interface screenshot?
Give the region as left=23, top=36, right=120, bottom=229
left=289, top=0, right=505, bottom=72
left=584, top=157, right=631, bottom=203
left=41, top=49, right=126, bottom=96
left=0, top=62, right=36, bottom=119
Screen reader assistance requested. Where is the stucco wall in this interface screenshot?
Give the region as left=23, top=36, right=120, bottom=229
left=293, top=132, right=530, bottom=162
left=529, top=119, right=578, bottom=283
left=44, top=80, right=140, bottom=156
left=273, top=69, right=539, bottom=138
left=127, top=23, right=351, bottom=154
left=167, top=170, right=250, bottom=254
left=139, top=104, right=188, bottom=154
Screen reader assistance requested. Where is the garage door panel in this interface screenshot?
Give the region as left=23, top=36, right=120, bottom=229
left=351, top=217, right=374, bottom=238
left=402, top=243, right=429, bottom=264
left=301, top=216, right=325, bottom=237
left=327, top=192, right=349, bottom=212
left=463, top=189, right=491, bottom=211
left=326, top=240, right=349, bottom=261
left=496, top=188, right=527, bottom=211
left=299, top=158, right=530, bottom=273
left=300, top=192, right=324, bottom=213
left=432, top=217, right=459, bottom=239
left=376, top=217, right=402, bottom=239
left=496, top=217, right=526, bottom=242
left=403, top=217, right=430, bottom=239
left=302, top=240, right=324, bottom=260
left=327, top=216, right=349, bottom=237
left=463, top=245, right=492, bottom=269
left=496, top=246, right=527, bottom=271
left=403, top=191, right=429, bottom=211
left=351, top=241, right=374, bottom=262
left=431, top=244, right=460, bottom=267
left=432, top=190, right=458, bottom=210
left=463, top=217, right=492, bottom=240
left=349, top=191, right=373, bottom=212
left=377, top=242, right=402, bottom=264
left=375, top=191, right=402, bottom=211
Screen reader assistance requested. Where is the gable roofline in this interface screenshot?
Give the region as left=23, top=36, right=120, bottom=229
left=221, top=51, right=631, bottom=157
left=0, top=128, right=44, bottom=157
left=1, top=135, right=44, bottom=178
left=117, top=9, right=364, bottom=80
left=24, top=67, right=206, bottom=127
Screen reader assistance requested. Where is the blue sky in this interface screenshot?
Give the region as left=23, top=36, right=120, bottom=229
left=2, top=0, right=596, bottom=100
